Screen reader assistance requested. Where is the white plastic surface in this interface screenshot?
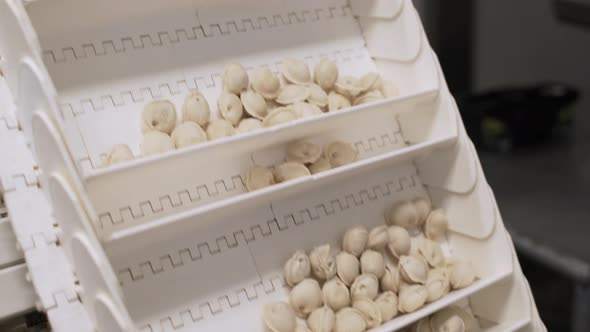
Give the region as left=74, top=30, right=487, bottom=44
left=0, top=75, right=95, bottom=330
left=0, top=124, right=38, bottom=192
left=0, top=0, right=44, bottom=100
left=18, top=0, right=444, bottom=239
left=3, top=187, right=57, bottom=251
left=350, top=0, right=404, bottom=19
left=0, top=216, right=23, bottom=268
left=103, top=158, right=515, bottom=331
left=0, top=72, right=37, bottom=192
left=0, top=74, right=19, bottom=131
left=22, top=242, right=78, bottom=311
left=0, top=263, right=36, bottom=319
left=0, top=0, right=544, bottom=330
left=46, top=296, right=94, bottom=332
left=91, top=89, right=448, bottom=238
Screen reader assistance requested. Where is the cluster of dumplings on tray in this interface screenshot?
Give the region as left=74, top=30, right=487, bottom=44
left=263, top=198, right=479, bottom=332
left=245, top=139, right=358, bottom=192
left=101, top=58, right=399, bottom=167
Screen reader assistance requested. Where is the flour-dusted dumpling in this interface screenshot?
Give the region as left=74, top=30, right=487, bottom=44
left=170, top=122, right=207, bottom=148
left=352, top=298, right=382, bottom=329
left=417, top=238, right=445, bottom=268
left=274, top=162, right=311, bottom=183
left=413, top=318, right=433, bottom=332
left=142, top=99, right=177, bottom=134
left=241, top=90, right=268, bottom=120
left=206, top=119, right=236, bottom=140
left=425, top=268, right=450, bottom=303
left=328, top=91, right=351, bottom=112
left=360, top=250, right=385, bottom=279
left=263, top=302, right=297, bottom=332
left=350, top=273, right=379, bottom=301
left=353, top=90, right=384, bottom=106
left=309, top=244, right=337, bottom=281
left=336, top=251, right=360, bottom=286
left=251, top=67, right=281, bottom=100
left=308, top=157, right=332, bottom=174
left=381, top=263, right=400, bottom=293
left=140, top=131, right=175, bottom=157
left=102, top=144, right=134, bottom=167
left=386, top=226, right=411, bottom=260
left=425, top=209, right=449, bottom=240
left=380, top=80, right=400, bottom=98
left=386, top=200, right=420, bottom=229
left=276, top=84, right=310, bottom=105
left=292, top=102, right=323, bottom=119
left=294, top=325, right=311, bottom=332
left=360, top=72, right=383, bottom=92
left=413, top=196, right=432, bottom=225
left=367, top=225, right=389, bottom=251
left=334, top=308, right=366, bottom=332
left=182, top=91, right=210, bottom=127
left=237, top=118, right=263, bottom=133
left=324, top=141, right=358, bottom=168
left=398, top=285, right=428, bottom=313
left=289, top=278, right=323, bottom=318
left=342, top=225, right=369, bottom=257
left=307, top=84, right=329, bottom=109
left=246, top=166, right=274, bottom=191
left=399, top=255, right=429, bottom=285
left=284, top=250, right=311, bottom=287
left=430, top=308, right=466, bottom=332
left=266, top=99, right=282, bottom=111
left=282, top=58, right=312, bottom=85
left=286, top=141, right=322, bottom=165
left=307, top=306, right=335, bottom=332
left=432, top=305, right=481, bottom=332
left=222, top=63, right=249, bottom=94
left=262, top=107, right=298, bottom=127
left=322, top=278, right=351, bottom=311
left=313, top=58, right=339, bottom=91
left=334, top=76, right=363, bottom=98
left=449, top=260, right=477, bottom=289
left=375, top=291, right=398, bottom=322
left=217, top=91, right=243, bottom=125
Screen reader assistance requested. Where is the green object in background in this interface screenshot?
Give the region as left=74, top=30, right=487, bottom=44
left=481, top=116, right=511, bottom=152
left=482, top=116, right=507, bottom=140
left=558, top=104, right=576, bottom=125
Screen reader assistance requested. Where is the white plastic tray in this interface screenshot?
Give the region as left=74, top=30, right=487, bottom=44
left=28, top=0, right=446, bottom=239
left=0, top=0, right=545, bottom=331
left=105, top=160, right=514, bottom=331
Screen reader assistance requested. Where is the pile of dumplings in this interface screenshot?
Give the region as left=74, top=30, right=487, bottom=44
left=101, top=58, right=399, bottom=167
left=405, top=305, right=481, bottom=332
left=263, top=198, right=479, bottom=332
left=246, top=140, right=358, bottom=192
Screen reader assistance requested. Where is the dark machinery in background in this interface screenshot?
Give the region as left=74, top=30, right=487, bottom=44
left=421, top=0, right=586, bottom=153
left=458, top=83, right=579, bottom=152
left=553, top=0, right=590, bottom=28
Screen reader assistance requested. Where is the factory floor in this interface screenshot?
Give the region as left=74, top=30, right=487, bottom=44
left=478, top=117, right=590, bottom=331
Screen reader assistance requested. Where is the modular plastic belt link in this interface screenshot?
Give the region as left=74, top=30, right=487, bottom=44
left=0, top=75, right=93, bottom=330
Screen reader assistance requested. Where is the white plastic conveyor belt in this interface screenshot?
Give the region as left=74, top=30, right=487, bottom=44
left=0, top=55, right=93, bottom=330
left=0, top=0, right=546, bottom=331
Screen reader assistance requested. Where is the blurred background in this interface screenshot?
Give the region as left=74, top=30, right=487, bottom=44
left=414, top=0, right=590, bottom=331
